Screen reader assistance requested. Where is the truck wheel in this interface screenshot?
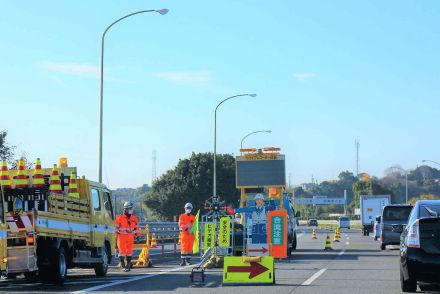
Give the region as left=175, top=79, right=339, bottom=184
left=291, top=233, right=297, bottom=251
left=400, top=267, right=417, bottom=292
left=41, top=246, right=68, bottom=284
left=94, top=247, right=109, bottom=277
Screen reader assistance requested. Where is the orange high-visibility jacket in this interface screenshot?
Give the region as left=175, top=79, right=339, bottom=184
left=115, top=214, right=140, bottom=256
left=179, top=213, right=195, bottom=254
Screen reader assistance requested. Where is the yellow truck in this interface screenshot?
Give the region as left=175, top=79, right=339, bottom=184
left=0, top=159, right=115, bottom=283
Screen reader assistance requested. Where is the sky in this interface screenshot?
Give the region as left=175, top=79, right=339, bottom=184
left=1, top=1, right=439, bottom=189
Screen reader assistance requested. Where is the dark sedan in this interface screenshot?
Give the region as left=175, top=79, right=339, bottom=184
left=399, top=200, right=440, bottom=292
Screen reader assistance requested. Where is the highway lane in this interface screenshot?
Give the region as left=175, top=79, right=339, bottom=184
left=1, top=227, right=432, bottom=293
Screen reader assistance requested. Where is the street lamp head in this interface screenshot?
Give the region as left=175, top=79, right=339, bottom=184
left=266, top=130, right=272, bottom=133
left=422, top=160, right=427, bottom=162
left=156, top=8, right=169, bottom=15
left=248, top=94, right=257, bottom=97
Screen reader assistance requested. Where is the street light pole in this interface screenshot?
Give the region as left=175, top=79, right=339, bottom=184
left=240, top=130, right=271, bottom=152
left=213, top=94, right=257, bottom=198
left=422, top=159, right=440, bottom=167
left=98, top=8, right=169, bottom=183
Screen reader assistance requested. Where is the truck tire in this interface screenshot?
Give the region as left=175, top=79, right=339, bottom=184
left=291, top=233, right=297, bottom=251
left=94, top=247, right=109, bottom=277
left=41, top=246, right=67, bottom=284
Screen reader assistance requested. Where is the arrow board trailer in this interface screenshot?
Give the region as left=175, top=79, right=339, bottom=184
left=0, top=162, right=115, bottom=284
left=360, top=195, right=391, bottom=236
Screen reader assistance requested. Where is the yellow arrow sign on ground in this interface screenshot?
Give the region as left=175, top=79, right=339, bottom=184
left=223, top=256, right=274, bottom=285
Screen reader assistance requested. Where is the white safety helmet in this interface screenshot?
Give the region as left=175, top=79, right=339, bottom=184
left=123, top=201, right=134, bottom=210
left=254, top=194, right=265, bottom=201
left=184, top=203, right=193, bottom=210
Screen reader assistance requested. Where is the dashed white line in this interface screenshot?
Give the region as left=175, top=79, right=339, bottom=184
left=71, top=265, right=192, bottom=293
left=338, top=249, right=346, bottom=256
left=301, top=268, right=327, bottom=286
left=345, top=241, right=349, bottom=245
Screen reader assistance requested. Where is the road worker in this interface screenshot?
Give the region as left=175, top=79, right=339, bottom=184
left=178, top=203, right=195, bottom=266
left=115, top=201, right=140, bottom=272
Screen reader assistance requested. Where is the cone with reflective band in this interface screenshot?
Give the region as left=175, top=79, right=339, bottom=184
left=324, top=233, right=332, bottom=250
left=49, top=164, right=63, bottom=193
left=333, top=230, right=340, bottom=242
left=32, top=158, right=46, bottom=188
left=68, top=172, right=80, bottom=197
left=13, top=159, right=29, bottom=189
left=312, top=229, right=317, bottom=239
left=150, top=233, right=157, bottom=248
left=0, top=160, right=12, bottom=189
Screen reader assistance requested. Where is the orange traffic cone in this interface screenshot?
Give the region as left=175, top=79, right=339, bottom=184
left=312, top=229, right=317, bottom=239
left=32, top=158, right=46, bottom=188
left=324, top=233, right=333, bottom=250
left=150, top=233, right=157, bottom=248
left=0, top=160, right=12, bottom=189
left=49, top=164, right=63, bottom=194
left=13, top=159, right=29, bottom=189
left=68, top=172, right=80, bottom=197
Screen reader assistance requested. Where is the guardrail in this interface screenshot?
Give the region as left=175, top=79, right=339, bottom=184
left=138, top=221, right=179, bottom=241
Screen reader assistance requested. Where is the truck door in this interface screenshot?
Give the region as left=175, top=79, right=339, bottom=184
left=90, top=187, right=105, bottom=248
left=0, top=193, right=6, bottom=273
left=102, top=189, right=115, bottom=253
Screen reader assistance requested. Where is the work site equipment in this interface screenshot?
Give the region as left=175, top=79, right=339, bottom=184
left=324, top=233, right=333, bottom=250
left=333, top=228, right=340, bottom=242
left=133, top=224, right=153, bottom=268
left=312, top=229, right=317, bottom=239
left=150, top=233, right=157, bottom=248
left=67, top=172, right=79, bottom=197
left=0, top=160, right=12, bottom=188
left=0, top=158, right=115, bottom=284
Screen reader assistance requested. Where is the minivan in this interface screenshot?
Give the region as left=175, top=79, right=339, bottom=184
left=380, top=204, right=413, bottom=250
left=339, top=216, right=350, bottom=229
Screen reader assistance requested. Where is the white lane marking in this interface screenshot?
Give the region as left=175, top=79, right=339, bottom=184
left=206, top=281, right=216, bottom=287
left=301, top=268, right=327, bottom=286
left=72, top=265, right=192, bottom=293
left=345, top=241, right=349, bottom=245
left=338, top=249, right=346, bottom=256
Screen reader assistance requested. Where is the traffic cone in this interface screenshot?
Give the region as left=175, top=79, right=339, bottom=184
left=333, top=230, right=340, bottom=242
left=13, top=159, right=29, bottom=189
left=324, top=233, right=332, bottom=250
left=68, top=172, right=80, bottom=197
left=0, top=160, right=12, bottom=189
left=150, top=233, right=157, bottom=248
left=312, top=229, right=317, bottom=239
left=49, top=164, right=63, bottom=194
left=32, top=158, right=46, bottom=188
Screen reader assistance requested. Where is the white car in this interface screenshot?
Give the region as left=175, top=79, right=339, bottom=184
left=339, top=216, right=350, bottom=229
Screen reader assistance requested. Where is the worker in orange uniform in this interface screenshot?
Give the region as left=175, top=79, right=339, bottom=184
left=179, top=203, right=195, bottom=266
left=115, top=201, right=140, bottom=272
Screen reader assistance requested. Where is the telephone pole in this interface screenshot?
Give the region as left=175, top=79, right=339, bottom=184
left=355, top=139, right=360, bottom=177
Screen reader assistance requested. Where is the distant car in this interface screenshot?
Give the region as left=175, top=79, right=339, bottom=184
left=307, top=219, right=318, bottom=227
left=399, top=200, right=440, bottom=292
left=339, top=216, right=350, bottom=229
left=380, top=204, right=413, bottom=250
left=373, top=215, right=381, bottom=241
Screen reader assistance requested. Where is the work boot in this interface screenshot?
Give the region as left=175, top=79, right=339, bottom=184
left=119, top=256, right=126, bottom=270
left=185, top=258, right=191, bottom=265
left=180, top=258, right=186, bottom=266
left=125, top=256, right=132, bottom=272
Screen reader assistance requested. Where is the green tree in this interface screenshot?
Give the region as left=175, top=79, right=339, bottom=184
left=0, top=131, right=15, bottom=162
left=144, top=153, right=239, bottom=220
left=408, top=194, right=440, bottom=205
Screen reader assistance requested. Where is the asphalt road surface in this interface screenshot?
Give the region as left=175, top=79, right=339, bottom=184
left=1, top=227, right=438, bottom=293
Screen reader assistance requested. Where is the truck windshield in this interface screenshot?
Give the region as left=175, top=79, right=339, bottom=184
left=383, top=206, right=412, bottom=221
left=340, top=217, right=349, bottom=221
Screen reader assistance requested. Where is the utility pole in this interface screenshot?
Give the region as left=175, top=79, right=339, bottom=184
left=355, top=139, right=360, bottom=177
left=152, top=149, right=157, bottom=184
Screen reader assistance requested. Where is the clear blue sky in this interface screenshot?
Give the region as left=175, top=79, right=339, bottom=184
left=1, top=1, right=439, bottom=189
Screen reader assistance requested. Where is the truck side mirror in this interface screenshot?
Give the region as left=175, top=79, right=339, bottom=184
left=295, top=211, right=301, bottom=218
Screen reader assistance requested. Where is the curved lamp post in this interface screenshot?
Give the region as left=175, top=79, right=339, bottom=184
left=422, top=159, right=440, bottom=167
left=240, top=130, right=272, bottom=153
left=213, top=93, right=257, bottom=197
left=98, top=9, right=169, bottom=183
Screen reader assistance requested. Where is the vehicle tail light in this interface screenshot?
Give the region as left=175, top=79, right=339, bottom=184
left=407, top=220, right=420, bottom=248
left=374, top=223, right=378, bottom=230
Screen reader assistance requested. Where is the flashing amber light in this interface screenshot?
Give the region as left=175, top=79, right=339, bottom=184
left=263, top=147, right=281, bottom=152
left=27, top=235, right=34, bottom=245
left=59, top=157, right=68, bottom=167
left=269, top=187, right=277, bottom=196
left=240, top=148, right=257, bottom=153
left=2, top=257, right=7, bottom=263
